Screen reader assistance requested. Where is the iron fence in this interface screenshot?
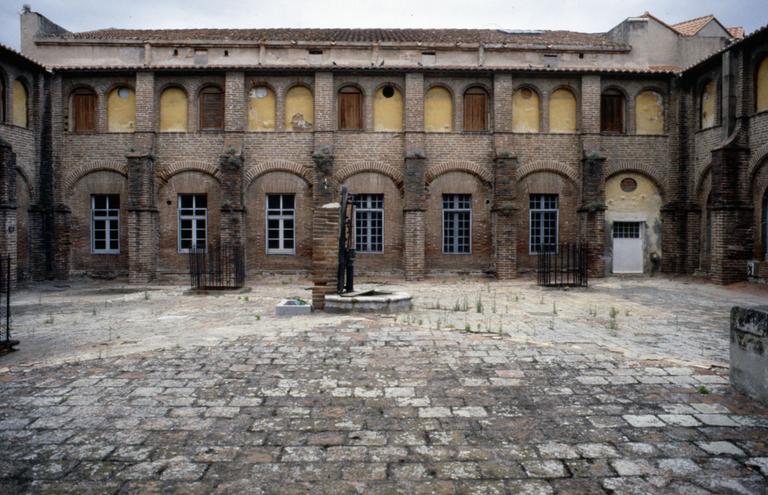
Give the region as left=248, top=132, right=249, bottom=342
left=536, top=242, right=589, bottom=288
left=188, top=243, right=245, bottom=290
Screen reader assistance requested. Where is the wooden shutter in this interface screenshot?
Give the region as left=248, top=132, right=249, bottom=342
left=200, top=88, right=224, bottom=130
left=338, top=87, right=362, bottom=129
left=73, top=91, right=96, bottom=132
left=463, top=88, right=487, bottom=131
left=600, top=92, right=624, bottom=134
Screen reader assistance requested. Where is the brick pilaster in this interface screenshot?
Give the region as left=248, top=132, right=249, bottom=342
left=493, top=152, right=518, bottom=279
left=579, top=148, right=606, bottom=278
left=404, top=148, right=426, bottom=280
left=219, top=151, right=245, bottom=248
left=0, top=140, right=17, bottom=287
left=311, top=203, right=340, bottom=310
left=126, top=152, right=158, bottom=284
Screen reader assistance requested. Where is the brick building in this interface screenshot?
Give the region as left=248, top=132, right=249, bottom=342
left=1, top=8, right=767, bottom=286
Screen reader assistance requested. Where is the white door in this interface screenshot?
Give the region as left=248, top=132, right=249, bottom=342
left=612, top=222, right=644, bottom=274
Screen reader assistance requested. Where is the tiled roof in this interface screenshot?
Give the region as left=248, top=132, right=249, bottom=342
left=50, top=28, right=626, bottom=49
left=728, top=26, right=745, bottom=39
left=672, top=15, right=717, bottom=36
left=0, top=43, right=46, bottom=70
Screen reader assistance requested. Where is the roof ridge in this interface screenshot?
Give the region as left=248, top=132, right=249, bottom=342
left=671, top=14, right=715, bottom=27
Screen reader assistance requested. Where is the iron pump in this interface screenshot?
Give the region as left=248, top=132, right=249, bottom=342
left=336, top=186, right=356, bottom=294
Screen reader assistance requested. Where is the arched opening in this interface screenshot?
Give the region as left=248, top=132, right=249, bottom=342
left=12, top=79, right=28, bottom=128
left=757, top=56, right=768, bottom=113
left=199, top=86, right=224, bottom=130
left=463, top=87, right=488, bottom=131
left=635, top=90, right=664, bottom=135
left=247, top=85, right=276, bottom=131
left=763, top=189, right=768, bottom=260
left=159, top=87, right=188, bottom=132
left=700, top=80, right=717, bottom=129
left=71, top=88, right=97, bottom=132
left=512, top=87, right=540, bottom=133
left=107, top=86, right=136, bottom=132
left=600, top=88, right=625, bottom=134
left=284, top=86, right=314, bottom=131
left=338, top=86, right=363, bottom=130
left=549, top=88, right=576, bottom=133
left=424, top=86, right=453, bottom=132
left=373, top=85, right=403, bottom=131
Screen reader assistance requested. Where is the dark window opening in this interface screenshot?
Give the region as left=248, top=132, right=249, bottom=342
left=382, top=85, right=395, bottom=98
left=529, top=194, right=559, bottom=254
left=620, top=177, right=638, bottom=193
left=601, top=89, right=625, bottom=134
left=443, top=194, right=471, bottom=254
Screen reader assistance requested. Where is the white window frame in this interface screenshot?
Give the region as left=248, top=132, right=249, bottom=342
left=178, top=194, right=208, bottom=253
left=266, top=193, right=296, bottom=255
left=354, top=194, right=384, bottom=253
left=529, top=194, right=559, bottom=254
left=91, top=194, right=120, bottom=254
left=442, top=194, right=472, bottom=254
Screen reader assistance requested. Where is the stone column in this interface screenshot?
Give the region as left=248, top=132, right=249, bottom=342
left=493, top=152, right=518, bottom=279
left=126, top=152, right=158, bottom=284
left=404, top=149, right=426, bottom=280
left=0, top=139, right=17, bottom=288
left=579, top=148, right=607, bottom=278
left=219, top=151, right=244, bottom=248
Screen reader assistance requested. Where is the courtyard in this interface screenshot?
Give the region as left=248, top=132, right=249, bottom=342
left=1, top=275, right=768, bottom=494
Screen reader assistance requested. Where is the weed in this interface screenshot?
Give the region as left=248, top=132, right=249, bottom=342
left=464, top=323, right=471, bottom=332
left=144, top=291, right=150, bottom=301
left=44, top=314, right=54, bottom=325
left=92, top=308, right=97, bottom=316
left=255, top=314, right=261, bottom=321
left=552, top=301, right=558, bottom=316
left=548, top=318, right=555, bottom=331
left=539, top=295, right=544, bottom=305
left=697, top=385, right=710, bottom=395
left=624, top=308, right=631, bottom=317
left=608, top=307, right=619, bottom=330
left=475, top=294, right=484, bottom=314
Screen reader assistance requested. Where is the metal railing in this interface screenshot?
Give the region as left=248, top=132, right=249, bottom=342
left=188, top=243, right=245, bottom=290
left=536, top=242, right=589, bottom=288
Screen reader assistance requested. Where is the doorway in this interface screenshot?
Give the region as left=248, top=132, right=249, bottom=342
left=612, top=221, right=644, bottom=274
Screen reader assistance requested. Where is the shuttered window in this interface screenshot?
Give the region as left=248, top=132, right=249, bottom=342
left=463, top=87, right=488, bottom=131
left=600, top=90, right=625, bottom=134
left=73, top=89, right=97, bottom=132
left=199, top=87, right=224, bottom=130
left=338, top=86, right=363, bottom=130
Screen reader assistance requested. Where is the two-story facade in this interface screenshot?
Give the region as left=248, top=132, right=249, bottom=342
left=1, top=8, right=767, bottom=286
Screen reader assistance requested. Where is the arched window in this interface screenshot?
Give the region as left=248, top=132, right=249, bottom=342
left=512, top=87, right=540, bottom=133
left=12, top=79, right=28, bottom=128
left=338, top=86, right=363, bottom=130
left=199, top=86, right=224, bottom=130
left=635, top=90, right=664, bottom=135
left=549, top=88, right=576, bottom=133
left=373, top=84, right=403, bottom=131
left=756, top=57, right=768, bottom=113
left=424, top=86, right=453, bottom=132
left=284, top=86, right=313, bottom=131
left=159, top=87, right=188, bottom=132
left=247, top=85, right=276, bottom=131
left=71, top=88, right=97, bottom=132
left=601, top=88, right=625, bottom=134
left=700, top=80, right=716, bottom=129
left=107, top=86, right=135, bottom=132
left=463, top=87, right=488, bottom=131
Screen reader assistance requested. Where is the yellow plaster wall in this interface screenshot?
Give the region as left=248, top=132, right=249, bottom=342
left=549, top=89, right=576, bottom=133
left=424, top=87, right=452, bottom=132
left=159, top=88, right=188, bottom=132
left=635, top=90, right=664, bottom=135
left=107, top=87, right=135, bottom=132
left=284, top=86, right=314, bottom=131
left=605, top=173, right=663, bottom=260
left=701, top=80, right=716, bottom=129
left=12, top=80, right=27, bottom=128
left=248, top=86, right=276, bottom=131
left=373, top=87, right=403, bottom=131
left=512, top=88, right=540, bottom=133
left=757, top=58, right=768, bottom=113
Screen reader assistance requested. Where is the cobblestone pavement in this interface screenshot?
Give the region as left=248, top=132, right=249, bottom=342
left=2, top=316, right=768, bottom=494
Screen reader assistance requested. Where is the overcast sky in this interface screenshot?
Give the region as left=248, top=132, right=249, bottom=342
left=1, top=0, right=765, bottom=50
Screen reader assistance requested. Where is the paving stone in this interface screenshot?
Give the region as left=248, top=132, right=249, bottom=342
left=610, top=459, right=658, bottom=476
left=522, top=460, right=569, bottom=478
left=622, top=415, right=666, bottom=427
left=696, top=441, right=747, bottom=456
left=658, top=414, right=702, bottom=427
left=694, top=414, right=740, bottom=427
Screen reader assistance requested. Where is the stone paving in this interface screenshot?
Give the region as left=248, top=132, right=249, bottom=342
left=0, top=277, right=767, bottom=493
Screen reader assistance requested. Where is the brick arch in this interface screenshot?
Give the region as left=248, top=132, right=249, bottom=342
left=425, top=160, right=492, bottom=185
left=748, top=143, right=768, bottom=182
left=605, top=160, right=665, bottom=197
left=335, top=161, right=404, bottom=188
left=156, top=161, right=220, bottom=185
left=63, top=160, right=128, bottom=190
left=245, top=160, right=313, bottom=186
left=695, top=163, right=712, bottom=198
left=15, top=166, right=34, bottom=197
left=517, top=160, right=578, bottom=185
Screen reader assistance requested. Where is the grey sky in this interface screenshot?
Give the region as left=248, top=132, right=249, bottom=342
left=1, top=0, right=765, bottom=50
